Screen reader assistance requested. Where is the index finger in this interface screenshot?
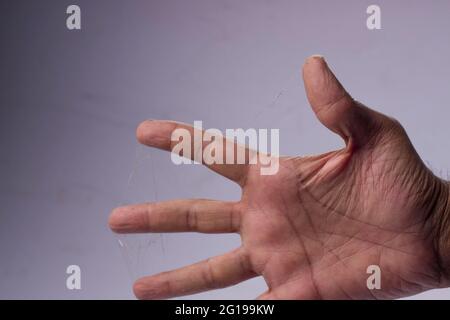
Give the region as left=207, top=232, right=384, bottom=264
left=136, top=120, right=255, bottom=185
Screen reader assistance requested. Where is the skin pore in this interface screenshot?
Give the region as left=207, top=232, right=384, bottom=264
left=109, top=56, right=450, bottom=299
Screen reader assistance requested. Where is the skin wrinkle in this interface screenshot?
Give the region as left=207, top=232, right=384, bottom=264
left=143, top=203, right=152, bottom=232
left=321, top=231, right=355, bottom=257
left=298, top=179, right=417, bottom=236
left=304, top=159, right=347, bottom=203
left=281, top=194, right=324, bottom=298
left=302, top=235, right=356, bottom=291
left=204, top=257, right=220, bottom=290
left=237, top=248, right=255, bottom=279
left=312, top=244, right=371, bottom=279
left=231, top=202, right=241, bottom=234
left=313, top=93, right=349, bottom=119
left=270, top=239, right=367, bottom=299
left=321, top=156, right=426, bottom=231
left=298, top=235, right=323, bottom=299
left=346, top=153, right=415, bottom=198
left=295, top=223, right=418, bottom=277
left=367, top=140, right=377, bottom=195
left=295, top=193, right=329, bottom=258
left=283, top=194, right=336, bottom=284
left=186, top=201, right=198, bottom=232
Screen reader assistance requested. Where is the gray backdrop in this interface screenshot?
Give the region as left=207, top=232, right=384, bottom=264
left=1, top=0, right=450, bottom=299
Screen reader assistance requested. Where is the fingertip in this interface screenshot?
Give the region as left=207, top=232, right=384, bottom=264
left=133, top=280, right=145, bottom=300
left=109, top=206, right=139, bottom=233
left=136, top=119, right=154, bottom=144
left=135, top=119, right=178, bottom=149
left=303, top=54, right=326, bottom=71
left=133, top=278, right=161, bottom=300
left=108, top=207, right=125, bottom=233
left=302, top=55, right=331, bottom=91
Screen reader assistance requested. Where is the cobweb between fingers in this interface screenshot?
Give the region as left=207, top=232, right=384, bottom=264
left=253, top=71, right=306, bottom=156
left=253, top=71, right=299, bottom=122
left=115, top=144, right=166, bottom=283
left=112, top=71, right=304, bottom=299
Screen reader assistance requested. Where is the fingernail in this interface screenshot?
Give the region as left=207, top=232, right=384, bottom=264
left=311, top=54, right=325, bottom=61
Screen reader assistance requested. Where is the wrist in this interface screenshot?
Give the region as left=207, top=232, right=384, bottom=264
left=433, top=179, right=450, bottom=285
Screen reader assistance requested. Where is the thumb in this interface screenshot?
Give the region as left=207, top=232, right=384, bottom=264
left=302, top=55, right=383, bottom=148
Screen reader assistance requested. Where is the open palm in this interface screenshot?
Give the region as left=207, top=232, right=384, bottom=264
left=110, top=56, right=450, bottom=299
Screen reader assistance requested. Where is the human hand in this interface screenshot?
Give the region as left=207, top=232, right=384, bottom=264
left=109, top=56, right=450, bottom=299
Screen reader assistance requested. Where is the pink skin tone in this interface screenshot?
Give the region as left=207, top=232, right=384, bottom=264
left=109, top=56, right=450, bottom=299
